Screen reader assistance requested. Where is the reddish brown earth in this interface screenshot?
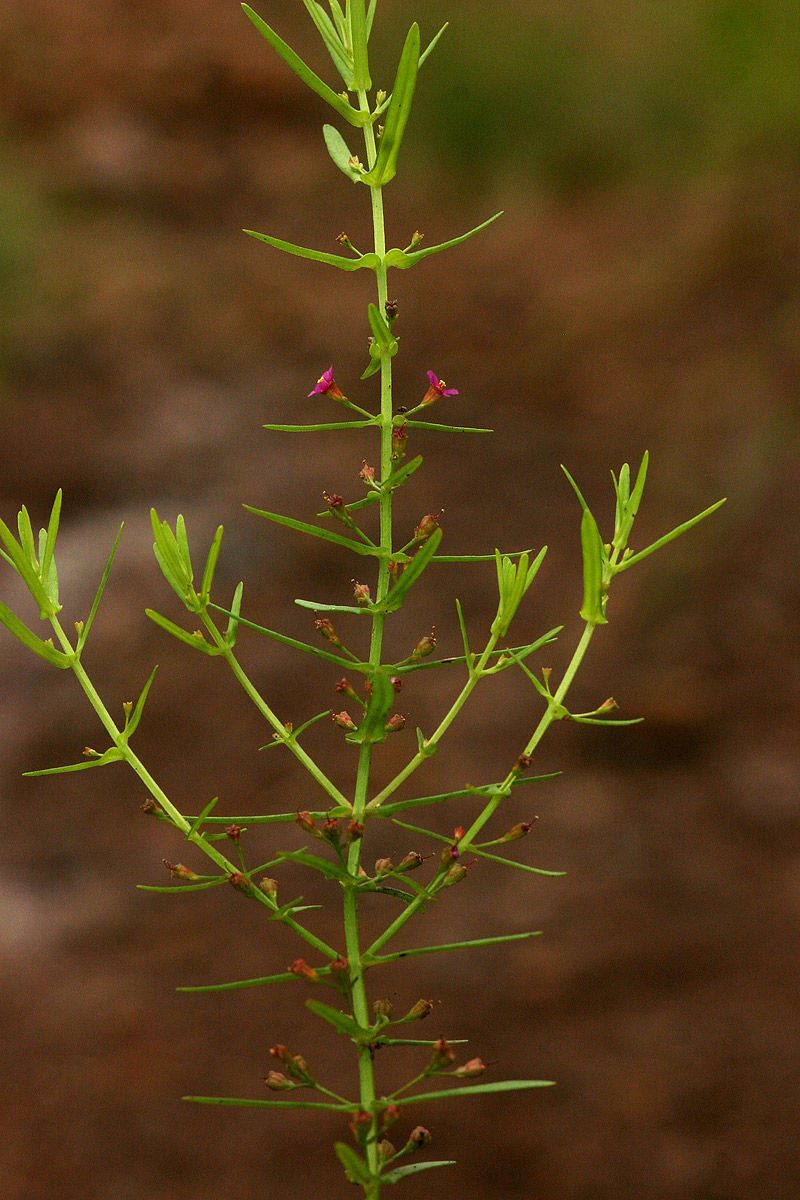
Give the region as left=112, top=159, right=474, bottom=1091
left=1, top=3, right=798, bottom=1198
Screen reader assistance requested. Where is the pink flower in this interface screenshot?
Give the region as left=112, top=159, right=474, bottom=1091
left=308, top=366, right=347, bottom=401
left=421, top=370, right=459, bottom=407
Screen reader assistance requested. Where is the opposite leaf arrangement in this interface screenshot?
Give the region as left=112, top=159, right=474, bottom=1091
left=1, top=3, right=725, bottom=1197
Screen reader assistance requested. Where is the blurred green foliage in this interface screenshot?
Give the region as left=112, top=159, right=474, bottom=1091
left=387, top=0, right=800, bottom=191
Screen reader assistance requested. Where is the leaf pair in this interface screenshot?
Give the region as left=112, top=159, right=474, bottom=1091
left=491, top=546, right=547, bottom=638
left=0, top=492, right=63, bottom=620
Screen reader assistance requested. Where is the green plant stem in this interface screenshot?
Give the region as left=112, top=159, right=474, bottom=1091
left=47, top=616, right=339, bottom=963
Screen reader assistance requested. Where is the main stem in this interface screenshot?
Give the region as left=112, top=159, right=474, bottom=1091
left=342, top=92, right=392, bottom=1190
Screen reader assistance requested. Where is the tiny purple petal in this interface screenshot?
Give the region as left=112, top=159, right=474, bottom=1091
left=442, top=386, right=459, bottom=397
left=426, top=370, right=439, bottom=388
left=309, top=366, right=335, bottom=397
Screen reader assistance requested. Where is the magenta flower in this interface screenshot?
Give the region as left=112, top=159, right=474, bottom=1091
left=421, top=370, right=459, bottom=407
left=309, top=366, right=347, bottom=401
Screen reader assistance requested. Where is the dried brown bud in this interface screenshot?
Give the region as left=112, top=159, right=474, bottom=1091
left=225, top=823, right=245, bottom=842
left=382, top=1104, right=401, bottom=1129
left=163, top=860, right=200, bottom=881
left=377, top=1138, right=395, bottom=1162
left=442, top=864, right=468, bottom=887
left=385, top=299, right=399, bottom=322
left=315, top=616, right=341, bottom=646
left=269, top=1043, right=290, bottom=1063
left=430, top=1036, right=457, bottom=1070
left=141, top=798, right=161, bottom=817
left=397, top=851, right=424, bottom=873
left=410, top=230, right=424, bottom=248
left=359, top=461, right=376, bottom=484
left=408, top=1125, right=432, bottom=1148
left=514, top=753, right=533, bottom=772
left=329, top=956, right=349, bottom=980
left=374, top=998, right=394, bottom=1019
left=454, top=1057, right=487, bottom=1078
left=349, top=1110, right=372, bottom=1143
left=384, top=713, right=406, bottom=733
left=352, top=580, right=372, bottom=605
left=406, top=998, right=434, bottom=1022
left=322, top=817, right=340, bottom=843
left=501, top=818, right=538, bottom=843
left=228, top=872, right=253, bottom=894
left=289, top=959, right=319, bottom=983
left=413, top=512, right=442, bottom=544
left=259, top=877, right=278, bottom=899
left=264, top=1070, right=292, bottom=1091
left=375, top=857, right=395, bottom=876
left=332, top=710, right=358, bottom=732
left=411, top=627, right=437, bottom=660
left=122, top=700, right=133, bottom=718
left=597, top=696, right=619, bottom=712
left=390, top=675, right=403, bottom=692
left=347, top=820, right=365, bottom=843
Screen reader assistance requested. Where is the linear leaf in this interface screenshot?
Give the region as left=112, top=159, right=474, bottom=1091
left=241, top=4, right=365, bottom=127
left=40, top=489, right=62, bottom=587
left=126, top=665, right=158, bottom=737
left=393, top=1080, right=554, bottom=1105
left=276, top=849, right=352, bottom=881
left=186, top=1094, right=351, bottom=1111
left=23, top=747, right=124, bottom=777
left=306, top=1000, right=366, bottom=1038
left=145, top=610, right=220, bottom=655
left=137, top=878, right=228, bottom=894
left=263, top=419, right=377, bottom=432
left=367, top=931, right=541, bottom=966
left=335, top=1142, right=373, bottom=1185
left=209, top=602, right=363, bottom=672
left=78, top=524, right=123, bottom=651
left=201, top=526, right=224, bottom=602
left=371, top=774, right=560, bottom=818
left=615, top=499, right=726, bottom=573
left=361, top=23, right=420, bottom=187
left=177, top=971, right=299, bottom=993
left=404, top=420, right=493, bottom=434
left=243, top=505, right=380, bottom=557
left=303, top=2, right=353, bottom=86
left=383, top=528, right=442, bottom=613
left=225, top=581, right=244, bottom=647
left=0, top=602, right=72, bottom=669
left=349, top=0, right=371, bottom=90
left=385, top=212, right=503, bottom=269
left=0, top=518, right=56, bottom=615
left=323, top=123, right=362, bottom=181
left=468, top=846, right=565, bottom=877
left=244, top=228, right=379, bottom=271
left=383, top=1161, right=456, bottom=1184
left=579, top=509, right=608, bottom=626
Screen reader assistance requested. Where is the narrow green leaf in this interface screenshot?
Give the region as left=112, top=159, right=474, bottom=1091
left=393, top=1080, right=555, bottom=1105
left=125, top=665, right=159, bottom=737
left=346, top=668, right=395, bottom=745
left=0, top=518, right=56, bottom=615
left=23, top=747, right=124, bottom=777
left=225, top=581, right=244, bottom=647
left=244, top=228, right=379, bottom=271
left=419, top=21, right=448, bottom=66
left=468, top=846, right=565, bottom=877
left=244, top=505, right=380, bottom=557
left=137, top=878, right=228, bottom=894
left=241, top=4, right=365, bottom=127
left=145, top=609, right=220, bottom=655
left=579, top=509, right=608, bottom=626
left=263, top=419, right=376, bottom=432
left=365, top=0, right=378, bottom=38
left=186, top=1095, right=351, bottom=1111
left=201, top=525, right=224, bottom=602
left=361, top=23, right=420, bottom=187
left=360, top=355, right=382, bottom=380
left=383, top=1161, right=456, bottom=1184
left=455, top=598, right=472, bottom=665
left=186, top=809, right=333, bottom=826
left=404, top=420, right=493, bottom=434
left=615, top=499, right=726, bottom=573
left=209, top=601, right=363, bottom=672
left=329, top=0, right=347, bottom=42
left=367, top=930, right=541, bottom=966
left=560, top=464, right=591, bottom=515
left=371, top=775, right=560, bottom=818
left=78, top=524, right=123, bottom=652
left=17, top=506, right=37, bottom=568
left=294, top=598, right=372, bottom=615
left=188, top=795, right=221, bottom=835
left=384, top=212, right=503, bottom=269
left=303, top=2, right=353, bottom=86
left=306, top=999, right=366, bottom=1038
left=383, top=528, right=442, bottom=613
left=175, top=514, right=194, bottom=581
left=40, top=489, right=62, bottom=587
left=323, top=124, right=362, bottom=181
left=276, top=849, right=352, bottom=881
left=0, top=601, right=72, bottom=669
left=178, top=970, right=299, bottom=993
left=335, top=1142, right=374, bottom=1185
left=349, top=0, right=371, bottom=90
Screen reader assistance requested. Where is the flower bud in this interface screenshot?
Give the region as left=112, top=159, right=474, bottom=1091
left=269, top=1044, right=290, bottom=1063
left=411, top=627, right=437, bottom=660
left=259, top=877, right=278, bottom=899
left=514, top=753, right=533, bottom=773
left=385, top=298, right=399, bottom=323
left=429, top=1036, right=457, bottom=1070
left=332, top=711, right=358, bottom=732
left=500, top=818, right=538, bottom=843
left=228, top=872, right=254, bottom=894
left=352, top=580, right=372, bottom=605
left=598, top=696, right=619, bottom=713
left=397, top=851, right=424, bottom=873
left=323, top=492, right=348, bottom=523
left=406, top=998, right=434, bottom=1022
left=384, top=713, right=406, bottom=733
left=141, top=798, right=161, bottom=817
left=442, top=864, right=468, bottom=887
left=163, top=860, right=200, bottom=881
left=390, top=675, right=403, bottom=692
left=264, top=1070, right=292, bottom=1091
left=347, top=820, right=364, bottom=842
left=413, top=512, right=442, bottom=544
left=407, top=1126, right=432, bottom=1149
left=453, top=825, right=466, bottom=841
left=382, top=1104, right=401, bottom=1130
left=295, top=810, right=317, bottom=833
left=410, top=230, right=424, bottom=248
left=225, top=823, right=245, bottom=842
left=391, top=424, right=408, bottom=461
left=122, top=700, right=133, bottom=718
left=454, top=1057, right=487, bottom=1078
left=374, top=998, right=394, bottom=1019
left=375, top=857, right=395, bottom=876
left=314, top=616, right=341, bottom=646
left=439, top=843, right=459, bottom=868
left=289, top=958, right=319, bottom=983
left=377, top=1138, right=395, bottom=1162
left=329, top=956, right=349, bottom=982
left=322, top=817, right=340, bottom=844
left=349, top=1111, right=372, bottom=1144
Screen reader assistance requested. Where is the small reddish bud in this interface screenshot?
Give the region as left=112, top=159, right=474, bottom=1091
left=322, top=817, right=340, bottom=843
left=382, top=1104, right=401, bottom=1130
left=349, top=1111, right=372, bottom=1143
left=374, top=998, right=394, bottom=1019
left=323, top=492, right=349, bottom=524
left=430, top=1036, right=457, bottom=1070
left=264, top=1070, right=292, bottom=1091
left=228, top=872, right=253, bottom=894
left=439, top=844, right=459, bottom=869
left=598, top=696, right=619, bottom=712
left=387, top=559, right=401, bottom=579
left=335, top=677, right=355, bottom=697
left=413, top=512, right=442, bottom=544
left=352, top=580, right=372, bottom=605
left=359, top=461, right=376, bottom=485
left=501, top=818, right=538, bottom=843
left=289, top=958, right=319, bottom=983
left=295, top=810, right=316, bottom=833
left=377, top=1138, right=395, bottom=1162
left=453, top=826, right=466, bottom=841
left=384, top=713, right=406, bottom=733
left=315, top=616, right=341, bottom=646
left=514, top=753, right=533, bottom=772
left=142, top=798, right=161, bottom=817
left=286, top=1053, right=311, bottom=1082
left=408, top=1126, right=432, bottom=1149
left=259, top=877, right=279, bottom=899
left=163, top=860, right=200, bottom=881
left=406, top=998, right=434, bottom=1021
left=454, top=1056, right=487, bottom=1078
left=335, top=232, right=357, bottom=252
left=332, top=710, right=358, bottom=732
left=329, top=955, right=349, bottom=980
left=270, top=1044, right=290, bottom=1063
left=391, top=423, right=408, bottom=461
left=385, top=299, right=399, bottom=322
left=225, top=823, right=245, bottom=842
left=347, top=820, right=364, bottom=842
left=411, top=627, right=437, bottom=660
left=397, top=851, right=424, bottom=873
left=390, top=675, right=403, bottom=692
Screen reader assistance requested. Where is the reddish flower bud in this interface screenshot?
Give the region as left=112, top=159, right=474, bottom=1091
left=390, top=675, right=403, bottom=692
left=295, top=810, right=316, bottom=833
left=408, top=1126, right=432, bottom=1149
left=430, top=1036, right=457, bottom=1070
left=289, top=959, right=319, bottom=983
left=454, top=1056, right=487, bottom=1078
left=349, top=1111, right=372, bottom=1143
left=439, top=843, right=459, bottom=868
left=384, top=713, right=406, bottom=733
left=163, top=860, right=200, bottom=881
left=406, top=998, right=434, bottom=1021
left=384, top=299, right=400, bottom=322
left=228, top=872, right=253, bottom=894
left=264, top=1070, right=292, bottom=1091
left=347, top=820, right=364, bottom=842
left=391, top=423, right=408, bottom=461
left=413, top=512, right=442, bottom=544
left=359, top=461, right=376, bottom=485
left=352, top=580, right=372, bottom=605
left=225, top=823, right=245, bottom=842
left=315, top=616, right=341, bottom=646
left=332, top=710, right=358, bottom=732
left=335, top=677, right=354, bottom=696
left=411, top=627, right=437, bottom=660
left=514, top=753, right=533, bottom=772
left=329, top=956, right=349, bottom=980
left=322, top=817, right=340, bottom=844
left=501, top=818, right=538, bottom=843
left=382, top=1104, right=401, bottom=1130
left=453, top=825, right=466, bottom=841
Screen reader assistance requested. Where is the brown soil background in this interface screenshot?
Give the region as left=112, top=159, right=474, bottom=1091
left=1, top=2, right=798, bottom=1198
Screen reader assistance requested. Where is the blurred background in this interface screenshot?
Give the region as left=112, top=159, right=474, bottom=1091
left=0, top=1, right=798, bottom=1197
